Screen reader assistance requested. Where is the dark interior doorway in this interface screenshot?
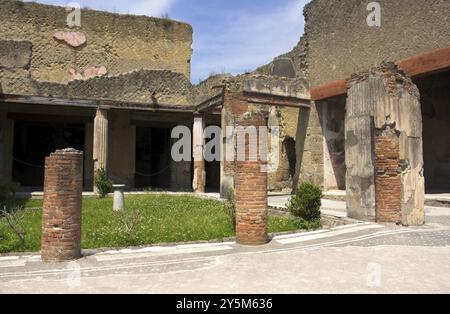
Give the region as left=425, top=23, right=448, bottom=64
left=13, top=120, right=85, bottom=187
left=414, top=70, right=450, bottom=193
left=135, top=127, right=172, bottom=189
left=205, top=130, right=220, bottom=192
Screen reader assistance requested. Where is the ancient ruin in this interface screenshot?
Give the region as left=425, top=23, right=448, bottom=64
left=1, top=0, right=449, bottom=244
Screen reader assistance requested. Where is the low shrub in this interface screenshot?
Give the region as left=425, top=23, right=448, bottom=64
left=288, top=182, right=322, bottom=222
left=224, top=188, right=236, bottom=230
left=94, top=168, right=113, bottom=198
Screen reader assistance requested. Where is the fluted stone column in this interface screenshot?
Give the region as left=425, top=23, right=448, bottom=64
left=192, top=115, right=206, bottom=193
left=346, top=62, right=424, bottom=226
left=93, top=108, right=109, bottom=189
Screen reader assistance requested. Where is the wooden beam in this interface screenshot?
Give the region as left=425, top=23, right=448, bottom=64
left=0, top=94, right=98, bottom=108
left=243, top=92, right=311, bottom=108
left=310, top=45, right=450, bottom=101
left=195, top=93, right=224, bottom=113
left=0, top=94, right=194, bottom=113
left=310, top=80, right=347, bottom=101
left=7, top=112, right=92, bottom=124
left=397, top=45, right=450, bottom=78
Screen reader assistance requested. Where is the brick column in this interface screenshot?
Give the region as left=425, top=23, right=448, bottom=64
left=41, top=149, right=83, bottom=263
left=232, top=95, right=269, bottom=245
left=192, top=115, right=206, bottom=193
left=93, top=108, right=108, bottom=176
left=375, top=127, right=402, bottom=223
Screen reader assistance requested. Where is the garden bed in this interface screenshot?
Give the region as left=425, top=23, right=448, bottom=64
left=0, top=194, right=319, bottom=253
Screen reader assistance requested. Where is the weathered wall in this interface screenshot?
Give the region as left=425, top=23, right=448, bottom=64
left=305, top=0, right=450, bottom=88
left=293, top=103, right=324, bottom=190
left=0, top=39, right=34, bottom=95
left=268, top=107, right=299, bottom=192
left=321, top=95, right=346, bottom=191
left=254, top=40, right=321, bottom=192
left=0, top=0, right=192, bottom=83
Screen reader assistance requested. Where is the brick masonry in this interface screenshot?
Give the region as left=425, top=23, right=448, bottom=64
left=41, top=148, right=83, bottom=263
left=375, top=128, right=402, bottom=223
left=228, top=92, right=269, bottom=245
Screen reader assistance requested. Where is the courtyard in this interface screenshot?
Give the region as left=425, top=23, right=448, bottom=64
left=0, top=193, right=314, bottom=253
left=0, top=202, right=449, bottom=294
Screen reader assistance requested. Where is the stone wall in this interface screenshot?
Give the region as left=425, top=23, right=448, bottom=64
left=293, top=103, right=324, bottom=190
left=321, top=96, right=346, bottom=191
left=305, top=0, right=450, bottom=88
left=0, top=0, right=193, bottom=83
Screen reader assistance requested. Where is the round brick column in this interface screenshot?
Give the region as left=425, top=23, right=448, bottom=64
left=41, top=148, right=83, bottom=263
left=235, top=110, right=268, bottom=246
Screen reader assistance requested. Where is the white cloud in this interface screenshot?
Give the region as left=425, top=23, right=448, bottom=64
left=127, top=0, right=176, bottom=17
left=192, top=0, right=309, bottom=82
left=28, top=0, right=176, bottom=17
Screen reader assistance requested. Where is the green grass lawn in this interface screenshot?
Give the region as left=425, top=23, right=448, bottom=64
left=0, top=194, right=317, bottom=253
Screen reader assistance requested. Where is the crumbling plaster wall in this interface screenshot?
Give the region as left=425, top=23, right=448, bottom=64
left=0, top=0, right=193, bottom=83
left=305, top=0, right=450, bottom=88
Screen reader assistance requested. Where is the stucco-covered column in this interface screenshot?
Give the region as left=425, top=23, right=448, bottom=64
left=84, top=122, right=94, bottom=191
left=192, top=115, right=206, bottom=193
left=346, top=62, right=424, bottom=226
left=220, top=105, right=235, bottom=199
left=0, top=111, right=13, bottom=185
left=93, top=108, right=109, bottom=179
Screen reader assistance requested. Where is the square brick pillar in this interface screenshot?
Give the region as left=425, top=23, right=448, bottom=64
left=41, top=148, right=83, bottom=263
left=228, top=93, right=269, bottom=245
left=346, top=62, right=425, bottom=226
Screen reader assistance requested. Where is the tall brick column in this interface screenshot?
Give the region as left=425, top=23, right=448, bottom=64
left=232, top=94, right=269, bottom=245
left=41, top=149, right=83, bottom=263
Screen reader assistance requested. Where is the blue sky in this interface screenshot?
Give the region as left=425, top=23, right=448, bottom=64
left=25, top=0, right=307, bottom=83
